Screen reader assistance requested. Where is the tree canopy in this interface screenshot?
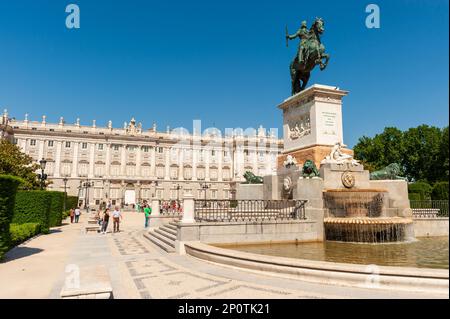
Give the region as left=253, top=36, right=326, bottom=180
left=354, top=125, right=449, bottom=183
left=0, top=139, right=41, bottom=190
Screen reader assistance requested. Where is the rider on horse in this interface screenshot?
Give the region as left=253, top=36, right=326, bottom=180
left=286, top=21, right=310, bottom=66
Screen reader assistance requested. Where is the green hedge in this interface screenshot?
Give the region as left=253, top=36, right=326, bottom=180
left=47, top=191, right=65, bottom=227
left=10, top=223, right=41, bottom=247
left=13, top=191, right=51, bottom=234
left=0, top=175, right=23, bottom=260
left=408, top=182, right=432, bottom=200
left=66, top=196, right=79, bottom=211
left=432, top=181, right=449, bottom=200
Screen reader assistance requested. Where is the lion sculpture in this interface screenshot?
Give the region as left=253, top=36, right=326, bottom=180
left=370, top=163, right=406, bottom=180
left=243, top=171, right=264, bottom=184
left=301, top=159, right=320, bottom=178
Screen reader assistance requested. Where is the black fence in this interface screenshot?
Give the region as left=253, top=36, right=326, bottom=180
left=410, top=200, right=449, bottom=218
left=194, top=200, right=308, bottom=222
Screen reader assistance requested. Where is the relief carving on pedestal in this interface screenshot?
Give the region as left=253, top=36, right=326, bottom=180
left=287, top=114, right=311, bottom=140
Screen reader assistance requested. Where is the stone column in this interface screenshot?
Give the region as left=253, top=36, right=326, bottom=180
left=192, top=148, right=198, bottom=181
left=37, top=139, right=45, bottom=161
left=150, top=146, right=156, bottom=177
left=181, top=193, right=195, bottom=224
left=54, top=141, right=62, bottom=177
left=179, top=148, right=184, bottom=181
left=164, top=147, right=170, bottom=180
left=218, top=148, right=223, bottom=182
left=105, top=143, right=111, bottom=177
left=71, top=142, right=79, bottom=178
left=136, top=146, right=142, bottom=176
left=205, top=151, right=210, bottom=181
left=120, top=145, right=126, bottom=176
left=88, top=142, right=95, bottom=178
left=151, top=199, right=160, bottom=217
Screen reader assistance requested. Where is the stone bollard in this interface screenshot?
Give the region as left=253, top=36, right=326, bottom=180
left=181, top=193, right=195, bottom=224
left=151, top=199, right=160, bottom=217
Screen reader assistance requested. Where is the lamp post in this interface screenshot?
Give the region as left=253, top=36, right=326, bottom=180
left=200, top=183, right=209, bottom=206
left=62, top=177, right=68, bottom=213
left=38, top=158, right=47, bottom=190
left=175, top=183, right=182, bottom=202
left=151, top=180, right=159, bottom=198
left=82, top=180, right=93, bottom=213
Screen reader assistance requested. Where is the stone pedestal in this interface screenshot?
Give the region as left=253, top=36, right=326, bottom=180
left=319, top=163, right=371, bottom=190
left=181, top=194, right=195, bottom=224
left=151, top=199, right=160, bottom=216
left=277, top=84, right=350, bottom=168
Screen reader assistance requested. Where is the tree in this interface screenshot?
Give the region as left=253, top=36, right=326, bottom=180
left=354, top=127, right=404, bottom=172
left=0, top=140, right=41, bottom=190
left=439, top=126, right=449, bottom=181
left=402, top=125, right=442, bottom=182
left=354, top=125, right=448, bottom=183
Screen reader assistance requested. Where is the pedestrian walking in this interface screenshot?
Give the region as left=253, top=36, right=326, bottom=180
left=69, top=208, right=75, bottom=223
left=74, top=207, right=81, bottom=223
left=112, top=206, right=122, bottom=233
left=144, top=204, right=152, bottom=228
left=101, top=208, right=110, bottom=234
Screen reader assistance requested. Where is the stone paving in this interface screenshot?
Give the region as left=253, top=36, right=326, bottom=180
left=0, top=211, right=447, bottom=299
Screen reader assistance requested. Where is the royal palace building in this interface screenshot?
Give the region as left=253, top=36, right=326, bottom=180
left=2, top=110, right=283, bottom=208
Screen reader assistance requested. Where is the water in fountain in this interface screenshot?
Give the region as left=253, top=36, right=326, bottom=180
left=323, top=189, right=413, bottom=243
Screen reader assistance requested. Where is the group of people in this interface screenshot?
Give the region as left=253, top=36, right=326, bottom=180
left=161, top=200, right=182, bottom=214
left=69, top=207, right=81, bottom=223
left=95, top=205, right=123, bottom=234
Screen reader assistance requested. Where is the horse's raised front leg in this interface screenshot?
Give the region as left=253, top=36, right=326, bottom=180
left=320, top=53, right=330, bottom=70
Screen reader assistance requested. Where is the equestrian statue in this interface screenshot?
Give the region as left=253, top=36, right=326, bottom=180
left=286, top=18, right=330, bottom=95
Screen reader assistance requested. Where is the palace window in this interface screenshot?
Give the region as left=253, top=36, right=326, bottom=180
left=61, top=163, right=71, bottom=176
left=82, top=142, right=88, bottom=149
left=113, top=145, right=120, bottom=151
left=143, top=146, right=150, bottom=152
left=78, top=162, right=89, bottom=177
left=48, top=140, right=54, bottom=147
left=156, top=166, right=164, bottom=179
left=170, top=167, right=178, bottom=179
left=65, top=141, right=71, bottom=148
left=30, top=139, right=36, bottom=146
left=157, top=147, right=164, bottom=153
left=110, top=164, right=120, bottom=176
left=98, top=144, right=104, bottom=150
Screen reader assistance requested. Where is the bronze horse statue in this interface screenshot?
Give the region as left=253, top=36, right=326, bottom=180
left=287, top=18, right=330, bottom=95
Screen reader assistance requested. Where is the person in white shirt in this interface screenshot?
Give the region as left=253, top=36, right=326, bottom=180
left=74, top=207, right=81, bottom=223
left=112, top=206, right=122, bottom=233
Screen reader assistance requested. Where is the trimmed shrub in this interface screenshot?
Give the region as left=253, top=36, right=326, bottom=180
left=13, top=191, right=51, bottom=234
left=66, top=196, right=78, bottom=211
left=0, top=175, right=23, bottom=260
left=10, top=223, right=41, bottom=247
left=47, top=191, right=65, bottom=227
left=408, top=182, right=432, bottom=200
left=432, top=181, right=449, bottom=200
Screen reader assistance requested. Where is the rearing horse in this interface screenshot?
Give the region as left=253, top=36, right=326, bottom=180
left=289, top=18, right=330, bottom=95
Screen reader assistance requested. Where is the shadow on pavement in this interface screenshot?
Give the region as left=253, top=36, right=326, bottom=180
left=2, top=247, right=44, bottom=263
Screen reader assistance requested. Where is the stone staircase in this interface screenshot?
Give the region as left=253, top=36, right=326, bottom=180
left=143, top=221, right=178, bottom=253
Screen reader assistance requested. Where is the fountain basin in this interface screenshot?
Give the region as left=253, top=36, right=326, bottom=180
left=324, top=217, right=414, bottom=243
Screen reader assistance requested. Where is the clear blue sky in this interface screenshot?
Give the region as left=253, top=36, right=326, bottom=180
left=0, top=0, right=448, bottom=147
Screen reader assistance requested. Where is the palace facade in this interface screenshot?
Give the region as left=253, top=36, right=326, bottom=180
left=3, top=110, right=283, bottom=207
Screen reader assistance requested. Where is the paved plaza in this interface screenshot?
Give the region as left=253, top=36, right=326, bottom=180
left=0, top=211, right=447, bottom=299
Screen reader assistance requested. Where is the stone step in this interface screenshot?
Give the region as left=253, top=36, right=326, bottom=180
left=150, top=230, right=176, bottom=248
left=160, top=225, right=177, bottom=236
left=155, top=228, right=177, bottom=241
left=168, top=221, right=179, bottom=228
left=143, top=232, right=175, bottom=253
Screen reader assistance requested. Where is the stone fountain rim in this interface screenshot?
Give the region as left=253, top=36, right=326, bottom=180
left=323, top=188, right=388, bottom=193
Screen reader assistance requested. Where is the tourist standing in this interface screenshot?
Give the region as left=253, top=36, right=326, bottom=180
left=144, top=204, right=152, bottom=228
left=101, top=208, right=110, bottom=234
left=112, top=206, right=122, bottom=233
left=74, top=207, right=81, bottom=223
left=69, top=208, right=75, bottom=223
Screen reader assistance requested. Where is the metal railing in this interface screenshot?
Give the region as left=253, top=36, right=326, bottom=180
left=194, top=200, right=307, bottom=222
left=410, top=200, right=449, bottom=218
